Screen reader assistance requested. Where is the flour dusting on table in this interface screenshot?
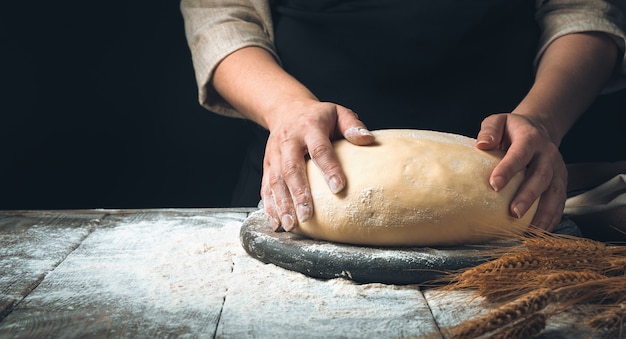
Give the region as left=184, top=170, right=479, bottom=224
left=12, top=212, right=245, bottom=335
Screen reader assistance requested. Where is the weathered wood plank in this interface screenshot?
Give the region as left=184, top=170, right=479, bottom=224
left=0, top=210, right=247, bottom=338
left=0, top=211, right=103, bottom=320
left=217, top=240, right=442, bottom=339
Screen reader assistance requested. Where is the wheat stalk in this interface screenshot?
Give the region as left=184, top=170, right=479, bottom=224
left=523, top=234, right=610, bottom=257
left=475, top=270, right=607, bottom=303
left=455, top=252, right=540, bottom=287
left=605, top=257, right=626, bottom=276
left=556, top=275, right=626, bottom=304
left=588, top=303, right=626, bottom=333
left=489, top=312, right=547, bottom=339
left=449, top=288, right=554, bottom=339
left=433, top=225, right=626, bottom=338
left=543, top=256, right=609, bottom=272
left=535, top=270, right=608, bottom=290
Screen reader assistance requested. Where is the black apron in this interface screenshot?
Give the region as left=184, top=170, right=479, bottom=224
left=232, top=0, right=540, bottom=206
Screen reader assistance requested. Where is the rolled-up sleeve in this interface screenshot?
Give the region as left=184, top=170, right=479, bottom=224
left=535, top=0, right=626, bottom=93
left=180, top=0, right=278, bottom=117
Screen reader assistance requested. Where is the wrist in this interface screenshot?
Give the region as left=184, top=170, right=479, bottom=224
left=263, top=96, right=321, bottom=131
left=512, top=32, right=619, bottom=147
left=212, top=46, right=319, bottom=130
left=510, top=108, right=564, bottom=147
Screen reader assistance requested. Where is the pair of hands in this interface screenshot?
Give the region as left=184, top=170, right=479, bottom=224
left=261, top=100, right=567, bottom=233
left=213, top=34, right=617, bottom=233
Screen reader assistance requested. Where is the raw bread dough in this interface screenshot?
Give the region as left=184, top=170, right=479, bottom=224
left=295, top=129, right=538, bottom=246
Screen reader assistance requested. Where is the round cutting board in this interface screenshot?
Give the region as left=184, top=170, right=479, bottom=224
left=240, top=210, right=583, bottom=284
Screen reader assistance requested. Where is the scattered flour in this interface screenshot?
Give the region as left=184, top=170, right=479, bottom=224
left=5, top=212, right=246, bottom=336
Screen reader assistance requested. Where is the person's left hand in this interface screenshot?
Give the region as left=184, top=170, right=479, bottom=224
left=475, top=113, right=567, bottom=231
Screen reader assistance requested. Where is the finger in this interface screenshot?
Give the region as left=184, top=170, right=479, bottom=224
left=269, top=171, right=297, bottom=232
left=476, top=113, right=507, bottom=150
left=263, top=137, right=298, bottom=232
left=280, top=139, right=313, bottom=224
left=508, top=154, right=553, bottom=222
left=527, top=161, right=567, bottom=231
left=488, top=134, right=535, bottom=193
left=261, top=170, right=281, bottom=231
left=336, top=106, right=375, bottom=146
left=530, top=182, right=566, bottom=231
left=305, top=132, right=346, bottom=195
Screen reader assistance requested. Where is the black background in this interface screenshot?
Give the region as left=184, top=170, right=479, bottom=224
left=1, top=1, right=624, bottom=210
left=1, top=0, right=252, bottom=209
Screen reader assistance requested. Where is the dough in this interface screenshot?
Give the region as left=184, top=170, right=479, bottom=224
left=294, top=129, right=538, bottom=246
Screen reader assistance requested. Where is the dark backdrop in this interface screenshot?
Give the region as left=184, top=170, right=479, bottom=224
left=1, top=0, right=251, bottom=209
left=1, top=1, right=624, bottom=210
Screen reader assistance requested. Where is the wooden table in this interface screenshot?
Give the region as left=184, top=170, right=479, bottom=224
left=0, top=209, right=616, bottom=338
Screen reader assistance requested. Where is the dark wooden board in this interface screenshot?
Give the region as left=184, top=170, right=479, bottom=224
left=240, top=210, right=582, bottom=285
left=0, top=211, right=104, bottom=321
left=241, top=210, right=500, bottom=284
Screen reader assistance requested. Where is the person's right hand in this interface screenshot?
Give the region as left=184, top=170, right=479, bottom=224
left=261, top=99, right=375, bottom=232
left=208, top=46, right=374, bottom=230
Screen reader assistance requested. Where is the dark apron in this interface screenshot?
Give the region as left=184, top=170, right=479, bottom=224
left=232, top=0, right=540, bottom=206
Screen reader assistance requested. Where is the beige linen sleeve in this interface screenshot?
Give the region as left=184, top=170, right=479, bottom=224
left=180, top=0, right=277, bottom=118
left=535, top=0, right=626, bottom=93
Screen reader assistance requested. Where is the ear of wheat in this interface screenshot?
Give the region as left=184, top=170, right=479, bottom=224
left=556, top=275, right=626, bottom=305
left=522, top=233, right=610, bottom=257
left=432, top=226, right=626, bottom=338
left=605, top=257, right=626, bottom=276
left=453, top=252, right=540, bottom=287
left=449, top=288, right=554, bottom=339
left=488, top=312, right=547, bottom=339
left=478, top=270, right=608, bottom=303
left=588, top=303, right=626, bottom=333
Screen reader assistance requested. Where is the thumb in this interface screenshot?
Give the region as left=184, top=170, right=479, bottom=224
left=476, top=113, right=507, bottom=151
left=335, top=105, right=375, bottom=146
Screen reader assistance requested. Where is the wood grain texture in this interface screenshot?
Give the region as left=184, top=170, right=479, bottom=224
left=0, top=211, right=103, bottom=320
left=1, top=209, right=613, bottom=338
left=0, top=210, right=248, bottom=338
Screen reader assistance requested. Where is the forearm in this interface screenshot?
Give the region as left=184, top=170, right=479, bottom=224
left=513, top=32, right=619, bottom=146
left=212, top=46, right=318, bottom=129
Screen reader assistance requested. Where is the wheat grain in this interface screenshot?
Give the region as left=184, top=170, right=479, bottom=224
left=477, top=272, right=534, bottom=302
left=542, top=256, right=606, bottom=272
left=535, top=270, right=608, bottom=290
left=456, top=252, right=540, bottom=286
left=605, top=257, right=626, bottom=276
left=523, top=235, right=610, bottom=258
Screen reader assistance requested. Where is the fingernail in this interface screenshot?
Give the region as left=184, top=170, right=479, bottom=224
left=345, top=126, right=373, bottom=139
left=476, top=135, right=494, bottom=145
left=328, top=175, right=344, bottom=194
left=281, top=214, right=295, bottom=231
left=358, top=127, right=373, bottom=137
left=513, top=202, right=526, bottom=219
left=490, top=176, right=503, bottom=192
left=297, top=203, right=313, bottom=223
left=269, top=216, right=280, bottom=231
